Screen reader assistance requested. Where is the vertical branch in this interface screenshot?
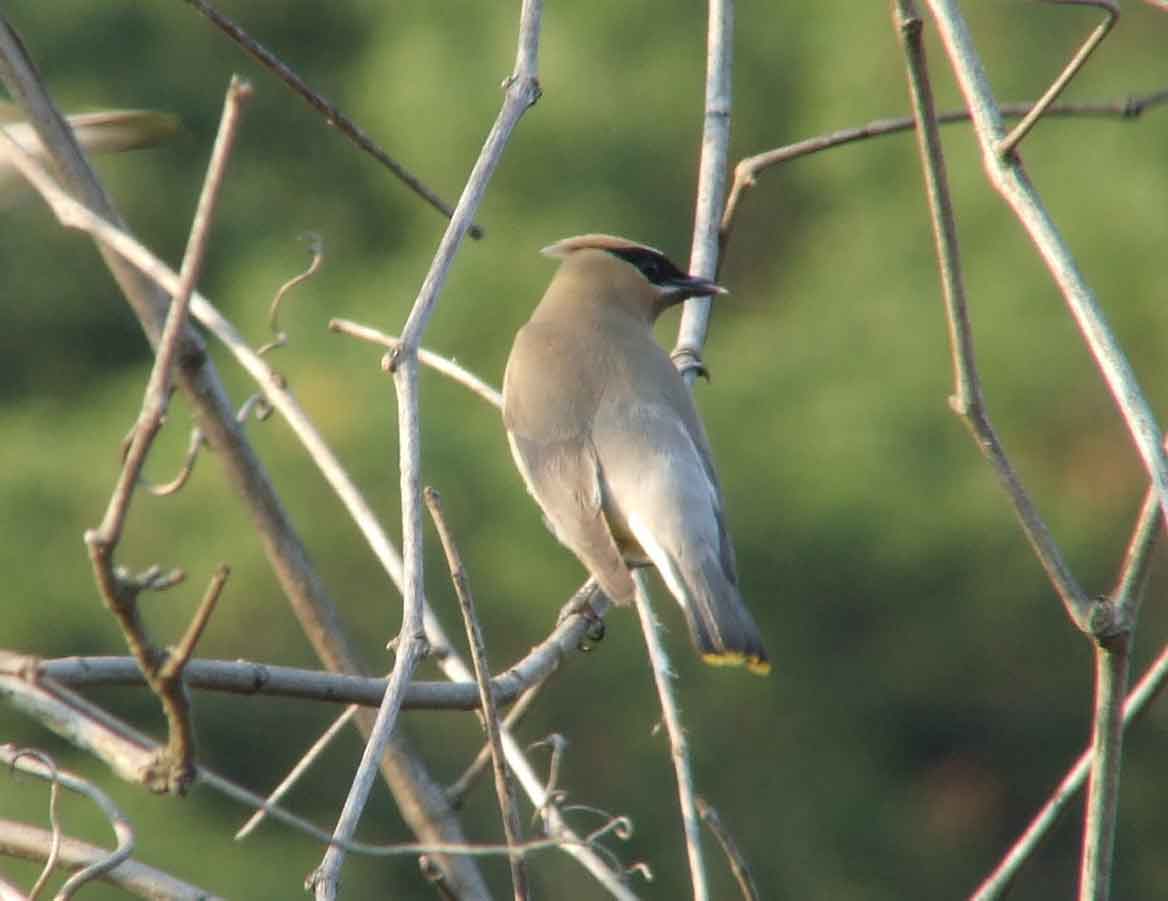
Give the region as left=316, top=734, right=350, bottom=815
left=632, top=572, right=709, bottom=901
left=311, top=3, right=543, bottom=896
left=923, top=0, right=1168, bottom=535
left=1079, top=636, right=1131, bottom=901
left=673, top=0, right=734, bottom=383
left=971, top=642, right=1168, bottom=900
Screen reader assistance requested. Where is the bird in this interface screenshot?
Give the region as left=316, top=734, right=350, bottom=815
left=503, top=234, right=770, bottom=675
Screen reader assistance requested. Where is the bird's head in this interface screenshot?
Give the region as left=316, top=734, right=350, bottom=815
left=541, top=234, right=725, bottom=321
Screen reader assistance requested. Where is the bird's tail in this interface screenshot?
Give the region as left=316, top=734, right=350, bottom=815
left=678, top=557, right=770, bottom=676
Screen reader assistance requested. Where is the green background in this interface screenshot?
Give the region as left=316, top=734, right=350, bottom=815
left=2, top=1, right=1167, bottom=898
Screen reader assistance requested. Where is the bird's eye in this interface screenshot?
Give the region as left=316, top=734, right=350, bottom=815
left=638, top=258, right=662, bottom=282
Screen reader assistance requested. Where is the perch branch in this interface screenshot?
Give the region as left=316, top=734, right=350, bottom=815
left=632, top=572, right=708, bottom=901
left=673, top=0, right=734, bottom=382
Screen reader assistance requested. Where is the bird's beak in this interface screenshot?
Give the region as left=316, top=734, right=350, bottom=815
left=661, top=274, right=727, bottom=300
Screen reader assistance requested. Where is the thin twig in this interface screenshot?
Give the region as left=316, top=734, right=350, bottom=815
left=80, top=78, right=248, bottom=795
left=892, top=1, right=1093, bottom=628
left=257, top=233, right=324, bottom=356
left=925, top=0, right=1168, bottom=559
left=181, top=0, right=484, bottom=239
left=143, top=426, right=204, bottom=496
left=426, top=487, right=529, bottom=900
left=2, top=745, right=136, bottom=900
left=447, top=679, right=547, bottom=808
left=632, top=572, right=708, bottom=901
left=696, top=797, right=760, bottom=901
left=14, top=748, right=61, bottom=901
left=673, top=0, right=734, bottom=383
left=970, top=641, right=1168, bottom=900
left=312, top=5, right=543, bottom=896
left=719, top=88, right=1168, bottom=263
left=1109, top=464, right=1162, bottom=627
left=997, top=0, right=1119, bottom=156
left=235, top=705, right=359, bottom=840
left=330, top=318, right=503, bottom=410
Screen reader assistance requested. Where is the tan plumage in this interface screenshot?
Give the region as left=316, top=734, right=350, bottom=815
left=503, top=235, right=770, bottom=675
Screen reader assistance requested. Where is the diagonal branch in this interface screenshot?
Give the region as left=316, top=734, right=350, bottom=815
left=181, top=0, right=484, bottom=239
left=970, top=641, right=1168, bottom=900
left=718, top=88, right=1168, bottom=274
left=997, top=0, right=1118, bottom=156
left=892, top=0, right=1094, bottom=629
left=923, top=0, right=1168, bottom=553
left=427, top=487, right=529, bottom=900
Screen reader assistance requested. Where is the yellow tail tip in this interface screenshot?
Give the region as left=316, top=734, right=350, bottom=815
left=701, top=652, right=772, bottom=676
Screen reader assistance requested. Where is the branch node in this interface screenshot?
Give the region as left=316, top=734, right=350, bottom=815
left=670, top=345, right=711, bottom=382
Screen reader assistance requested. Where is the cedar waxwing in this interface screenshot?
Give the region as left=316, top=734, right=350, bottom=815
left=503, top=234, right=770, bottom=675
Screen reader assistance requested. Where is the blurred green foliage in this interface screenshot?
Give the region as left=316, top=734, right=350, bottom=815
left=2, top=1, right=1167, bottom=898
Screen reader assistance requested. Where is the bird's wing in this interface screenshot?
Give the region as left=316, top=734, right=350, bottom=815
left=593, top=401, right=769, bottom=669
left=503, top=322, right=636, bottom=604
left=592, top=400, right=733, bottom=590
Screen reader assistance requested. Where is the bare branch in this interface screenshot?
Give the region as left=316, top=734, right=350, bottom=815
left=971, top=641, right=1168, bottom=899
left=696, top=797, right=760, bottom=901
left=924, top=0, right=1168, bottom=549
left=312, top=4, right=543, bottom=896
left=892, top=1, right=1094, bottom=628
left=673, top=0, right=734, bottom=382
left=719, top=88, right=1168, bottom=264
left=997, top=0, right=1118, bottom=156
left=330, top=318, right=503, bottom=410
left=632, top=572, right=708, bottom=901
left=143, top=426, right=204, bottom=497
left=258, top=233, right=324, bottom=356
left=426, top=487, right=529, bottom=899
left=235, top=705, right=359, bottom=840
left=181, top=0, right=484, bottom=238
left=448, top=680, right=547, bottom=808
